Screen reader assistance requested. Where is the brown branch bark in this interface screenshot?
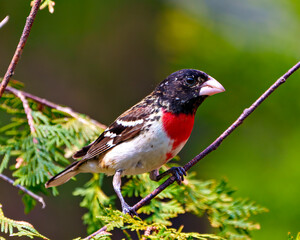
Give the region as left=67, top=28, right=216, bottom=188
left=0, top=0, right=41, bottom=98
left=5, top=86, right=107, bottom=130
left=141, top=226, right=157, bottom=240
left=0, top=173, right=45, bottom=208
left=8, top=87, right=36, bottom=134
left=85, top=61, right=300, bottom=239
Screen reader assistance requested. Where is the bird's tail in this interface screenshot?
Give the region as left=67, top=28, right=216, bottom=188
left=45, top=160, right=83, bottom=188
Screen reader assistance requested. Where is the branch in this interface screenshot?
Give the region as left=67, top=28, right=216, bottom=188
left=86, top=61, right=300, bottom=239
left=8, top=87, right=36, bottom=134
left=85, top=226, right=108, bottom=240
left=0, top=16, right=9, bottom=29
left=142, top=226, right=157, bottom=240
left=5, top=86, right=107, bottom=130
left=0, top=173, right=45, bottom=208
left=0, top=0, right=41, bottom=98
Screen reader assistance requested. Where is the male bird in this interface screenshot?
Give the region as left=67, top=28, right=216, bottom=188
left=45, top=69, right=225, bottom=214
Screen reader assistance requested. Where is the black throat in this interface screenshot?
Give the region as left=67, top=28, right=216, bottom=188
left=154, top=93, right=207, bottom=115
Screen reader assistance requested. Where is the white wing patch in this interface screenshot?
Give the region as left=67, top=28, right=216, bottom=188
left=106, top=139, right=115, bottom=147
left=116, top=119, right=144, bottom=127
left=104, top=131, right=117, bottom=138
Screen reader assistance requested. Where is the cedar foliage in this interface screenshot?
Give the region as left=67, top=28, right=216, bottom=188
left=0, top=204, right=48, bottom=239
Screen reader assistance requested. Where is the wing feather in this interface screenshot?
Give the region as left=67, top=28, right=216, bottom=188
left=72, top=104, right=152, bottom=160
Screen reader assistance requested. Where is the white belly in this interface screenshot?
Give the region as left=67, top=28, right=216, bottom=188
left=108, top=121, right=174, bottom=175
left=80, top=121, right=175, bottom=176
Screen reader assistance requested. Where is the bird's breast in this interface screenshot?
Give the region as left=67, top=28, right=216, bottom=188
left=161, top=109, right=195, bottom=151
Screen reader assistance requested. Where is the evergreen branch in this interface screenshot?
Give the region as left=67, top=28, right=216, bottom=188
left=86, top=61, right=300, bottom=238
left=5, top=86, right=107, bottom=130
left=0, top=0, right=41, bottom=98
left=0, top=16, right=9, bottom=29
left=85, top=207, right=222, bottom=240
left=0, top=203, right=48, bottom=239
left=0, top=173, right=45, bottom=208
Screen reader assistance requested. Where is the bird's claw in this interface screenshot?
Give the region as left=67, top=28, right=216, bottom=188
left=169, top=167, right=186, bottom=185
left=122, top=203, right=138, bottom=216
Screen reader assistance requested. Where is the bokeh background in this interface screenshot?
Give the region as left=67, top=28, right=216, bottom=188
left=0, top=0, right=300, bottom=239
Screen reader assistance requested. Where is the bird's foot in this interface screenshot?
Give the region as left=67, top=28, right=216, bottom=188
left=169, top=167, right=186, bottom=185
left=121, top=202, right=138, bottom=216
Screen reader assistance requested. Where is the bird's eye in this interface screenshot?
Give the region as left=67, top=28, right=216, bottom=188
left=185, top=77, right=196, bottom=86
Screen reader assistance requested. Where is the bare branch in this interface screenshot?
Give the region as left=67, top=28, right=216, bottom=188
left=0, top=173, right=45, bottom=208
left=142, top=226, right=157, bottom=239
left=0, top=16, right=9, bottom=29
left=5, top=86, right=107, bottom=130
left=8, top=87, right=36, bottom=133
left=86, top=61, right=300, bottom=238
left=0, top=0, right=41, bottom=98
left=84, top=226, right=108, bottom=240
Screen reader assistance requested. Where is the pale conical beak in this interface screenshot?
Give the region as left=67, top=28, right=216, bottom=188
left=199, top=77, right=225, bottom=96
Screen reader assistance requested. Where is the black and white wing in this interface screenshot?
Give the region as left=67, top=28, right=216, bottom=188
left=73, top=104, right=151, bottom=160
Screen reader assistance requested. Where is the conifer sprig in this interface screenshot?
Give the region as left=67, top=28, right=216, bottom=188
left=0, top=204, right=48, bottom=239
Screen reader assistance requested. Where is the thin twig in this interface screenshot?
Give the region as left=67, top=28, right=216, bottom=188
left=0, top=0, right=41, bottom=98
left=142, top=226, right=157, bottom=239
left=0, top=16, right=9, bottom=29
left=0, top=173, right=45, bottom=208
left=86, top=61, right=300, bottom=239
left=6, top=86, right=107, bottom=130
left=9, top=87, right=36, bottom=133
left=84, top=226, right=108, bottom=240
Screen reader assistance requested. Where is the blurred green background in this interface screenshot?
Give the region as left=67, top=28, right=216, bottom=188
left=0, top=0, right=300, bottom=239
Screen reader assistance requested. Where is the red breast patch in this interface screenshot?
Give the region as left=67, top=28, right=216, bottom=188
left=162, top=109, right=195, bottom=160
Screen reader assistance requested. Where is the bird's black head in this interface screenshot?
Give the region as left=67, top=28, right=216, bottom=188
left=153, top=69, right=225, bottom=115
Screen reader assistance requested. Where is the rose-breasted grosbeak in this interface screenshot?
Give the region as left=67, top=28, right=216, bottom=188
left=45, top=69, right=225, bottom=214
